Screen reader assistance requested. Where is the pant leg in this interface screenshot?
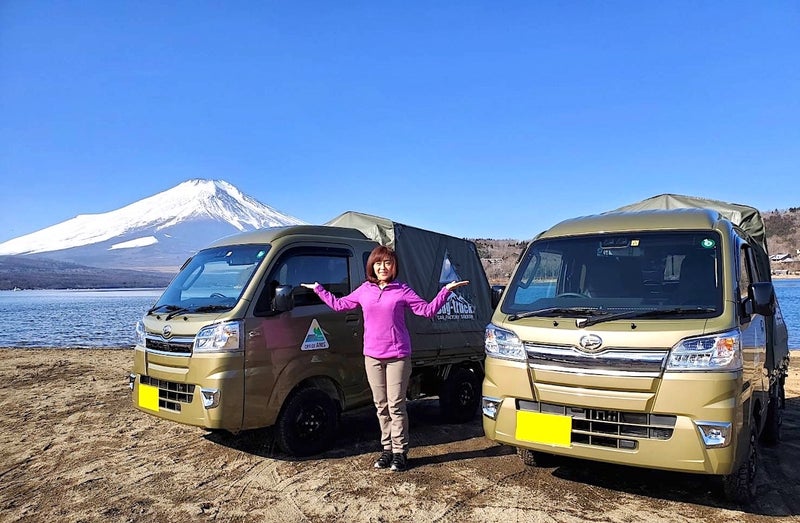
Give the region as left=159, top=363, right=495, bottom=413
left=384, top=357, right=412, bottom=453
left=364, top=356, right=391, bottom=451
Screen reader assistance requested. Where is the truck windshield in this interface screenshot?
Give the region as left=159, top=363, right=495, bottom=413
left=150, top=244, right=270, bottom=313
left=501, top=231, right=723, bottom=320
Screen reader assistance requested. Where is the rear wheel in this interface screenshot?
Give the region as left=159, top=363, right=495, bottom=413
left=722, top=425, right=758, bottom=504
left=439, top=368, right=481, bottom=423
left=275, top=387, right=340, bottom=457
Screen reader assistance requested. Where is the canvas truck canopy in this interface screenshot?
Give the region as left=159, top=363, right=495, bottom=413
left=325, top=211, right=493, bottom=355
left=612, top=194, right=789, bottom=371
left=612, top=194, right=768, bottom=256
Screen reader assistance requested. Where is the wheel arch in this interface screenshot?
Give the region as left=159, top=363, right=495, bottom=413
left=263, top=361, right=345, bottom=426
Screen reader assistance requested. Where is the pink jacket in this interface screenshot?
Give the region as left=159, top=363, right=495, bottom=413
left=313, top=281, right=451, bottom=359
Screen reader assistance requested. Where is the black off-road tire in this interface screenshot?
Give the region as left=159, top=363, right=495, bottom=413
left=439, top=368, right=481, bottom=423
left=275, top=387, right=340, bottom=457
left=722, top=426, right=758, bottom=504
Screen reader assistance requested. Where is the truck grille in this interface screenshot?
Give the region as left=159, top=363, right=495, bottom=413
left=518, top=400, right=676, bottom=450
left=140, top=375, right=195, bottom=412
left=145, top=336, right=194, bottom=355
left=524, top=343, right=669, bottom=377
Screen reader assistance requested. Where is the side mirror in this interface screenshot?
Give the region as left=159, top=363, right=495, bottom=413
left=491, top=285, right=505, bottom=309
left=748, top=282, right=776, bottom=317
left=273, top=285, right=295, bottom=312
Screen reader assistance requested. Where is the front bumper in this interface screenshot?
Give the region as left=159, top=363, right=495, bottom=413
left=130, top=345, right=245, bottom=431
left=481, top=356, right=743, bottom=475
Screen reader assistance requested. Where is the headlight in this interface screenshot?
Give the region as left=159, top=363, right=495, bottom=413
left=134, top=320, right=145, bottom=347
left=485, top=323, right=525, bottom=361
left=666, top=329, right=742, bottom=371
left=193, top=320, right=243, bottom=353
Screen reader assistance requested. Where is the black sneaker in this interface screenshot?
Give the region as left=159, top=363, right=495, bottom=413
left=374, top=450, right=393, bottom=469
left=389, top=452, right=408, bottom=472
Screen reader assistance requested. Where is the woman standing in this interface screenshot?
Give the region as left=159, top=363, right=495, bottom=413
left=302, top=245, right=468, bottom=472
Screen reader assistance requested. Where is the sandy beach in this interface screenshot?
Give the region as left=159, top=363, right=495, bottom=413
left=0, top=348, right=798, bottom=522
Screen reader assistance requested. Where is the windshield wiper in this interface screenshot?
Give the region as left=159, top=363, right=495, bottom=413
left=165, top=307, right=193, bottom=320
left=580, top=307, right=717, bottom=327
left=147, top=304, right=182, bottom=315
left=193, top=305, right=233, bottom=313
left=509, top=307, right=606, bottom=321
left=163, top=304, right=233, bottom=320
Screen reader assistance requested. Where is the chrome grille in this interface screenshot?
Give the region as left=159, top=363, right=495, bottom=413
left=524, top=343, right=669, bottom=377
left=140, top=375, right=195, bottom=412
left=518, top=400, right=676, bottom=450
left=145, top=336, right=194, bottom=355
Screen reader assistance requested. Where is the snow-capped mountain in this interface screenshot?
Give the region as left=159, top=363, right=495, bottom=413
left=0, top=179, right=306, bottom=271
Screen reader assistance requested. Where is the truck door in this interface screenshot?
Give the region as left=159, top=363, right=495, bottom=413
left=243, top=245, right=369, bottom=428
left=737, top=244, right=768, bottom=409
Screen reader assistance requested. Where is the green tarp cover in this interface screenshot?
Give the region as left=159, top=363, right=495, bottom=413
left=613, top=193, right=768, bottom=254
left=326, top=211, right=493, bottom=356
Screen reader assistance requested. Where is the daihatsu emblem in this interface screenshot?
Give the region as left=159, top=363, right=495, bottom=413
left=162, top=325, right=173, bottom=339
left=578, top=334, right=603, bottom=353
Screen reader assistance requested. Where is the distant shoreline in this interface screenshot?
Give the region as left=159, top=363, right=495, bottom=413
left=772, top=273, right=800, bottom=280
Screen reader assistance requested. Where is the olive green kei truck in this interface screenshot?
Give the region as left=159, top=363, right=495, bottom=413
left=130, top=212, right=493, bottom=457
left=481, top=194, right=790, bottom=503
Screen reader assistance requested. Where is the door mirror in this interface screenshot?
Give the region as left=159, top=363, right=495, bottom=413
left=748, top=282, right=775, bottom=317
left=491, top=285, right=505, bottom=309
left=273, top=285, right=295, bottom=312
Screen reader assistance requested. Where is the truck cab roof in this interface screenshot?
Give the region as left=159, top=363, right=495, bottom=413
left=207, top=225, right=370, bottom=247
left=539, top=208, right=725, bottom=239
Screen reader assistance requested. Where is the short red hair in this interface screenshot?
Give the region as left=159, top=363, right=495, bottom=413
left=366, top=245, right=398, bottom=284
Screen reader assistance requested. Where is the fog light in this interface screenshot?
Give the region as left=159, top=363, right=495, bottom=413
left=200, top=388, right=220, bottom=409
left=695, top=421, right=732, bottom=448
left=482, top=396, right=502, bottom=419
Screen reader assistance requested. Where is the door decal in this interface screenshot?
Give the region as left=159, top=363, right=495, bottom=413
left=302, top=319, right=330, bottom=351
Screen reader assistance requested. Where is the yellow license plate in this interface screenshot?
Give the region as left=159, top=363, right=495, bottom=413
left=516, top=410, right=572, bottom=447
left=138, top=383, right=160, bottom=412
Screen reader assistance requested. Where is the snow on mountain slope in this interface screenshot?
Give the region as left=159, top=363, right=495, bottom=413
left=109, top=236, right=158, bottom=250
left=0, top=179, right=306, bottom=256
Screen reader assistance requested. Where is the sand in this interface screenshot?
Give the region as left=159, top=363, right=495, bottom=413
left=0, top=348, right=798, bottom=522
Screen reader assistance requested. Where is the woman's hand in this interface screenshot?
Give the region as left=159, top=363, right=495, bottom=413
left=445, top=280, right=470, bottom=291
left=300, top=282, right=319, bottom=290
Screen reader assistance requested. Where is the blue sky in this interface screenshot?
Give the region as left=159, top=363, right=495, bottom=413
left=1, top=2, right=798, bottom=244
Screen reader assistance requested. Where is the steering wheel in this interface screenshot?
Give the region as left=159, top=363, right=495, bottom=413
left=210, top=292, right=227, bottom=299
left=555, top=292, right=588, bottom=298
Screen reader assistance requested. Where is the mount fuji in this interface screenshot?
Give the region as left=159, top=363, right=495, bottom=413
left=0, top=179, right=306, bottom=275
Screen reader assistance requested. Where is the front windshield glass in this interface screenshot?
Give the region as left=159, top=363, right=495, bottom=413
left=501, top=231, right=723, bottom=320
left=152, top=244, right=270, bottom=312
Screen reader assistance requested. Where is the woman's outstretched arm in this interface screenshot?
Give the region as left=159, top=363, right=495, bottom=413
left=301, top=282, right=360, bottom=312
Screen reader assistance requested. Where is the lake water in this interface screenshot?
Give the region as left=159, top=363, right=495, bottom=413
left=0, top=289, right=162, bottom=348
left=0, top=281, right=799, bottom=349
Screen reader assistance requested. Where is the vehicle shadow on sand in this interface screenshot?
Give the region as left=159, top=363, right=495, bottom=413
left=205, top=396, right=494, bottom=462
left=205, top=395, right=800, bottom=518
left=540, top=394, right=800, bottom=518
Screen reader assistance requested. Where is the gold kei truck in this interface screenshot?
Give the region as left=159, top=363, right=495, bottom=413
left=129, top=212, right=493, bottom=456
left=481, top=194, right=790, bottom=504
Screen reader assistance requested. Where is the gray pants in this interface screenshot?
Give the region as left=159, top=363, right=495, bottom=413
left=364, top=356, right=412, bottom=453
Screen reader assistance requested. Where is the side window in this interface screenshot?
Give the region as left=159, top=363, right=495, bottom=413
left=279, top=254, right=350, bottom=306
left=255, top=248, right=351, bottom=314
left=738, top=246, right=752, bottom=302
left=510, top=251, right=563, bottom=305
